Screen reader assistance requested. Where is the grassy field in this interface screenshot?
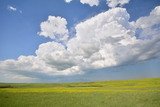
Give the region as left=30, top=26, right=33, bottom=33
left=0, top=78, right=160, bottom=107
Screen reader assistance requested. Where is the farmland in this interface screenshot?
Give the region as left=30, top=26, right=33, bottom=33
left=0, top=78, right=160, bottom=107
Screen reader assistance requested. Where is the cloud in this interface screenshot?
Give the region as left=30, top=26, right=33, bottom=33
left=80, top=0, right=99, bottom=6
left=7, top=5, right=22, bottom=13
left=7, top=5, right=17, bottom=11
left=134, top=6, right=160, bottom=60
left=38, top=16, right=69, bottom=42
left=65, top=0, right=130, bottom=7
left=106, top=0, right=130, bottom=8
left=1, top=6, right=160, bottom=82
left=67, top=7, right=136, bottom=69
left=136, top=6, right=160, bottom=29
left=0, top=71, right=37, bottom=83
left=64, top=0, right=99, bottom=6
left=65, top=0, right=73, bottom=3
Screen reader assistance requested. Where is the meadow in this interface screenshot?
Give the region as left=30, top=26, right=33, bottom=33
left=0, top=78, right=160, bottom=107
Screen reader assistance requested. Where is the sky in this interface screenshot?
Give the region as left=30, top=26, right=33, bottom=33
left=0, top=0, right=160, bottom=83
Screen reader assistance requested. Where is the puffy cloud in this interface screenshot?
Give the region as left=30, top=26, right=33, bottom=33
left=67, top=7, right=137, bottom=69
left=65, top=0, right=130, bottom=7
left=64, top=0, right=99, bottom=6
left=106, top=0, right=130, bottom=8
left=65, top=0, right=73, bottom=3
left=80, top=0, right=99, bottom=6
left=38, top=16, right=69, bottom=42
left=1, top=6, right=160, bottom=82
left=35, top=41, right=81, bottom=75
left=136, top=6, right=160, bottom=29
left=135, top=6, right=160, bottom=41
left=134, top=6, right=160, bottom=60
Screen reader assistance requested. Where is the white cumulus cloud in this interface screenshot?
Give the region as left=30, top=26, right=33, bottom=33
left=65, top=0, right=130, bottom=7
left=80, top=0, right=99, bottom=6
left=106, top=0, right=130, bottom=8
left=65, top=0, right=73, bottom=3
left=64, top=0, right=99, bottom=6
left=1, top=6, right=160, bottom=82
left=38, top=16, right=69, bottom=42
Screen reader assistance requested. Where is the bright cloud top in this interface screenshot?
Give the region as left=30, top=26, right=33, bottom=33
left=65, top=0, right=130, bottom=7
left=38, top=16, right=69, bottom=42
left=65, top=0, right=73, bottom=3
left=80, top=0, right=99, bottom=6
left=64, top=0, right=99, bottom=6
left=0, top=6, right=160, bottom=82
left=106, top=0, right=130, bottom=8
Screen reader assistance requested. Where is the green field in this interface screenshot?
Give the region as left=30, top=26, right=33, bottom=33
left=0, top=78, right=160, bottom=107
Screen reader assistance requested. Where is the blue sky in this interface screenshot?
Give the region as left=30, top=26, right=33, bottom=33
left=0, top=0, right=160, bottom=82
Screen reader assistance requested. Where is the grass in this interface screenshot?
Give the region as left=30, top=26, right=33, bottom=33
left=0, top=78, right=160, bottom=107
